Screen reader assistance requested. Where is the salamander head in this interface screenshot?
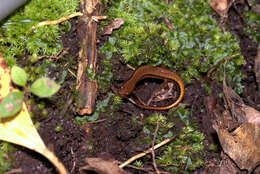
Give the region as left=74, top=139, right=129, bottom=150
left=118, top=85, right=130, bottom=97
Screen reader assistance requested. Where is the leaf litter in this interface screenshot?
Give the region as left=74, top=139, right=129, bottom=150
left=213, top=61, right=260, bottom=173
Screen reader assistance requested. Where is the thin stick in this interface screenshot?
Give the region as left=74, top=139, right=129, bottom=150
left=33, top=12, right=83, bottom=28
left=207, top=53, right=240, bottom=78
left=3, top=168, right=22, bottom=174
left=119, top=135, right=176, bottom=168
left=68, top=69, right=77, bottom=78
left=123, top=164, right=171, bottom=174
left=152, top=121, right=160, bottom=174
left=38, top=49, right=68, bottom=60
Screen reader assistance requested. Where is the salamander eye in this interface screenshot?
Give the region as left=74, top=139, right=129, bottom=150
left=119, top=86, right=128, bottom=96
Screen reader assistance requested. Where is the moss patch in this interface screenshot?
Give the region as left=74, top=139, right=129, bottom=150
left=0, top=0, right=79, bottom=66
left=100, top=0, right=244, bottom=92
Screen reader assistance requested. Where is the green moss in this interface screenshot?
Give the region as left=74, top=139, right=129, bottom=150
left=54, top=124, right=63, bottom=132
left=73, top=93, right=114, bottom=125
left=0, top=142, right=13, bottom=174
left=137, top=106, right=204, bottom=173
left=244, top=10, right=260, bottom=43
left=100, top=0, right=244, bottom=92
left=0, top=0, right=79, bottom=66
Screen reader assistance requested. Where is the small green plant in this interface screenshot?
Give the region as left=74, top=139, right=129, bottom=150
left=0, top=66, right=60, bottom=118
left=244, top=10, right=260, bottom=43
left=0, top=142, right=13, bottom=173
left=54, top=124, right=63, bottom=132
left=74, top=93, right=114, bottom=125
left=138, top=106, right=204, bottom=173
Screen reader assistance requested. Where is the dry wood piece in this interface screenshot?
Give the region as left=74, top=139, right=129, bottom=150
left=81, top=158, right=130, bottom=174
left=102, top=18, right=125, bottom=35
left=76, top=0, right=101, bottom=115
left=119, top=136, right=176, bottom=168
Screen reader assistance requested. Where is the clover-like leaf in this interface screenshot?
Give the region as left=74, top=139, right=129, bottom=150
left=11, top=66, right=27, bottom=87
left=0, top=91, right=24, bottom=118
left=30, top=77, right=60, bottom=98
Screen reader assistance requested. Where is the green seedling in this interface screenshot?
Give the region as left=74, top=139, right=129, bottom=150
left=0, top=65, right=60, bottom=118
left=0, top=141, right=13, bottom=173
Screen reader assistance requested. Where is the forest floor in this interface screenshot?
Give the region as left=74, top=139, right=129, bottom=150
left=10, top=2, right=259, bottom=174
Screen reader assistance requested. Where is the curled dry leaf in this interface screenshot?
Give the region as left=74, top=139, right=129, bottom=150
left=209, top=0, right=228, bottom=17
left=213, top=62, right=260, bottom=172
left=81, top=158, right=130, bottom=174
left=213, top=123, right=260, bottom=173
left=102, top=18, right=124, bottom=35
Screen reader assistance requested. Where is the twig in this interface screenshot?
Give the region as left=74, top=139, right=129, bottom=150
left=152, top=120, right=160, bottom=174
left=119, top=136, right=176, bottom=168
left=68, top=69, right=77, bottom=78
left=88, top=119, right=106, bottom=124
left=126, top=64, right=136, bottom=71
left=190, top=96, right=199, bottom=118
left=207, top=53, right=240, bottom=78
left=123, top=164, right=171, bottom=174
left=33, top=12, right=83, bottom=28
left=70, top=147, right=76, bottom=173
left=60, top=94, right=73, bottom=117
left=3, top=168, right=22, bottom=174
left=38, top=49, right=68, bottom=60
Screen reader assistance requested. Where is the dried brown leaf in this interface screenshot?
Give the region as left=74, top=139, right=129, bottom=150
left=102, top=18, right=124, bottom=35
left=223, top=64, right=260, bottom=127
left=214, top=62, right=260, bottom=172
left=81, top=158, right=130, bottom=174
left=213, top=123, right=260, bottom=173
left=210, top=0, right=228, bottom=17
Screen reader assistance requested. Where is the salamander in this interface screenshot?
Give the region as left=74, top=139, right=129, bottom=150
left=119, top=65, right=184, bottom=110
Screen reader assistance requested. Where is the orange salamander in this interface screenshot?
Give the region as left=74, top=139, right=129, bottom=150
left=119, top=65, right=184, bottom=110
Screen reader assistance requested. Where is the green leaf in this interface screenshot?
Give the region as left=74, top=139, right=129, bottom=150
left=11, top=66, right=27, bottom=87
left=0, top=91, right=24, bottom=118
left=30, top=77, right=60, bottom=98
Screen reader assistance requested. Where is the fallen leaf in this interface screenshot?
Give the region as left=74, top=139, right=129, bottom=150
left=212, top=62, right=260, bottom=173
left=81, top=158, right=130, bottom=174
left=210, top=0, right=228, bottom=17
left=213, top=123, right=260, bottom=173
left=102, top=18, right=124, bottom=35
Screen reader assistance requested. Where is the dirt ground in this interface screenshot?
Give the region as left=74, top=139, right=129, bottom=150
left=11, top=2, right=259, bottom=174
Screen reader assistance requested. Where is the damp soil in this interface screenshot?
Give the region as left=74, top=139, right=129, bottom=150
left=11, top=3, right=259, bottom=174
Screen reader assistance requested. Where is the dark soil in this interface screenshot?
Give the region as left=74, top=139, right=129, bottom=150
left=11, top=2, right=259, bottom=174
